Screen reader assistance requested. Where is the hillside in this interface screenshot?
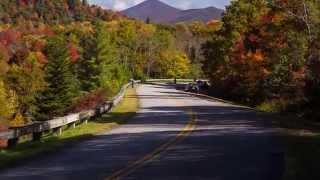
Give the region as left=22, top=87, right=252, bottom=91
left=121, top=0, right=223, bottom=23
left=0, top=0, right=123, bottom=24
left=172, top=7, right=223, bottom=23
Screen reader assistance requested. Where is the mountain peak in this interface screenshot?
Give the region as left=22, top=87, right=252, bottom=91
left=123, top=0, right=180, bottom=23
left=143, top=0, right=170, bottom=4
left=133, top=0, right=179, bottom=9
left=122, top=0, right=223, bottom=24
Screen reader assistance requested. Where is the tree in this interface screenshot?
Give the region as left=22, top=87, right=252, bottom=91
left=0, top=79, right=17, bottom=123
left=35, top=36, right=79, bottom=120
left=146, top=17, right=151, bottom=24
left=77, top=33, right=100, bottom=92
left=160, top=50, right=190, bottom=83
left=201, top=0, right=320, bottom=116
left=6, top=63, right=46, bottom=122
left=82, top=0, right=88, bottom=6
left=96, top=21, right=129, bottom=95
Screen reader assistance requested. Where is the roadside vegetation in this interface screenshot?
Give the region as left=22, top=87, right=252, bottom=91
left=0, top=87, right=139, bottom=169
left=283, top=134, right=320, bottom=180
left=202, top=0, right=320, bottom=119
left=0, top=0, right=217, bottom=133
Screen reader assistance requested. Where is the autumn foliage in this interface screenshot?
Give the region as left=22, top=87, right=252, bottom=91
left=0, top=0, right=125, bottom=127
left=70, top=90, right=107, bottom=113
left=203, top=0, right=320, bottom=117
left=0, top=0, right=196, bottom=128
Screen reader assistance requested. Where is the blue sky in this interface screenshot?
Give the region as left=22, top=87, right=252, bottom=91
left=88, top=0, right=231, bottom=11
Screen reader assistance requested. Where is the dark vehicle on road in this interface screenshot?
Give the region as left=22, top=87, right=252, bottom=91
left=185, top=80, right=210, bottom=93
left=196, top=80, right=210, bottom=91
left=185, top=83, right=200, bottom=93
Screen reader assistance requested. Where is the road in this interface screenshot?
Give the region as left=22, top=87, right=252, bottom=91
left=0, top=84, right=284, bottom=180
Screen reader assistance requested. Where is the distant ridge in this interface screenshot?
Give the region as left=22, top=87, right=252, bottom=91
left=172, top=7, right=223, bottom=23
left=121, top=0, right=224, bottom=24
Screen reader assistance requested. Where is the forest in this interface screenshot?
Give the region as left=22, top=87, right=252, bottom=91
left=0, top=0, right=216, bottom=129
left=202, top=0, right=320, bottom=119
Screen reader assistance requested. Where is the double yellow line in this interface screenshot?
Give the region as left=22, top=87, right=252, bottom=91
left=105, top=108, right=197, bottom=180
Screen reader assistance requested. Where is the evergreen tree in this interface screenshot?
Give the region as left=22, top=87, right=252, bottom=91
left=35, top=36, right=79, bottom=121
left=77, top=33, right=100, bottom=92
left=82, top=0, right=88, bottom=6
left=96, top=22, right=129, bottom=94
left=67, top=0, right=79, bottom=10
left=146, top=17, right=151, bottom=24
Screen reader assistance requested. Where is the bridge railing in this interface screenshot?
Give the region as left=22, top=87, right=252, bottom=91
left=0, top=80, right=140, bottom=148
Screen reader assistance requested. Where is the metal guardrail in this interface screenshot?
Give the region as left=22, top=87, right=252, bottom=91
left=0, top=80, right=140, bottom=148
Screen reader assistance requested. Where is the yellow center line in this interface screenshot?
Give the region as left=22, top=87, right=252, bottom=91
left=105, top=98, right=197, bottom=180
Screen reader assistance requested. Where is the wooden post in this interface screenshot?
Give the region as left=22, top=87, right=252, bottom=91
left=7, top=138, right=19, bottom=148
left=54, top=127, right=62, bottom=136
left=72, top=122, right=76, bottom=129
left=32, top=132, right=42, bottom=142
left=95, top=107, right=101, bottom=117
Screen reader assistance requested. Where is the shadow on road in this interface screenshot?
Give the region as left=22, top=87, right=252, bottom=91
left=0, top=84, right=289, bottom=180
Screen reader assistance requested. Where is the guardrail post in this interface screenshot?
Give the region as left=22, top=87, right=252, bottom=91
left=32, top=132, right=42, bottom=141
left=71, top=122, right=76, bottom=129
left=95, top=106, right=102, bottom=117
left=54, top=127, right=62, bottom=136
left=7, top=138, right=19, bottom=148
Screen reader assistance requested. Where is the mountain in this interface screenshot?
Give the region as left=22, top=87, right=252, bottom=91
left=122, top=0, right=179, bottom=23
left=121, top=0, right=223, bottom=24
left=172, top=7, right=224, bottom=23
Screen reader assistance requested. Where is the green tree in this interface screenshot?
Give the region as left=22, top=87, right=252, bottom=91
left=77, top=33, right=100, bottom=92
left=96, top=21, right=129, bottom=95
left=82, top=0, right=88, bottom=6
left=35, top=36, right=79, bottom=121
left=146, top=17, right=151, bottom=24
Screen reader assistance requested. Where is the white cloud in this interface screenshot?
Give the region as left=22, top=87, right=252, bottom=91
left=113, top=1, right=129, bottom=10
left=89, top=0, right=143, bottom=10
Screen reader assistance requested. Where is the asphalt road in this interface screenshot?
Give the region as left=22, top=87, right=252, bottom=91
left=0, top=84, right=285, bottom=180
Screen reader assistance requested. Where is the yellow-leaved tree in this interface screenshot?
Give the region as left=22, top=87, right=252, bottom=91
left=0, top=79, right=17, bottom=125
left=160, top=50, right=190, bottom=83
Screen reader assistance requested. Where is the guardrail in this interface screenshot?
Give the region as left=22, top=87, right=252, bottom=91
left=0, top=80, right=140, bottom=148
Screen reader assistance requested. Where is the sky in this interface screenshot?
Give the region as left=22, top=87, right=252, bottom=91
left=88, top=0, right=231, bottom=11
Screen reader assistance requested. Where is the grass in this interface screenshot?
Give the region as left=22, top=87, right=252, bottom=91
left=283, top=134, right=320, bottom=180
left=257, top=101, right=284, bottom=113
left=0, top=87, right=139, bottom=169
left=259, top=110, right=320, bottom=180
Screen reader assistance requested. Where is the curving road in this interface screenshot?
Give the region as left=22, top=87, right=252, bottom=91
left=0, top=84, right=284, bottom=180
